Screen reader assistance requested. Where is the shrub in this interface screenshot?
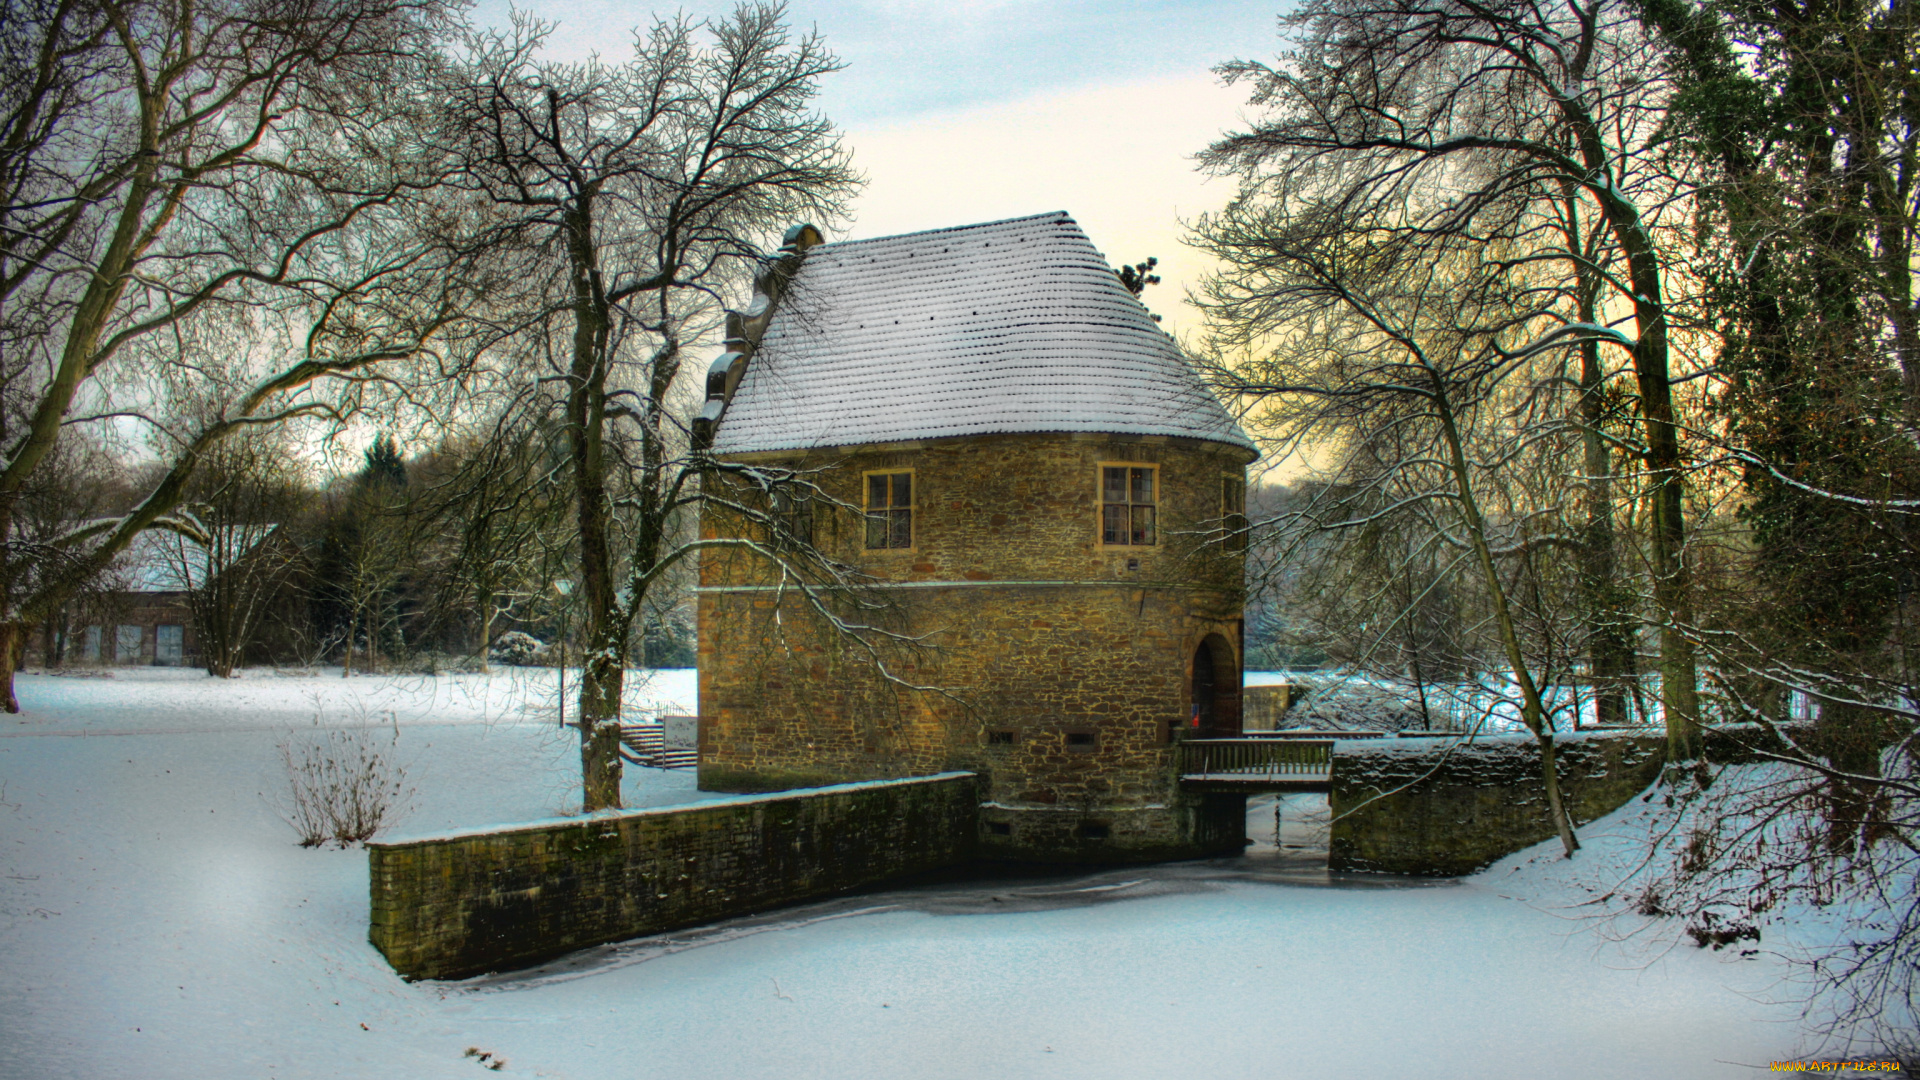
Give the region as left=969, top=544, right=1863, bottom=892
left=488, top=631, right=547, bottom=667
left=1287, top=676, right=1430, bottom=732
left=271, top=709, right=414, bottom=848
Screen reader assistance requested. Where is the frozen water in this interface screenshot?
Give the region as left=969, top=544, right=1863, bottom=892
left=0, top=667, right=1808, bottom=1078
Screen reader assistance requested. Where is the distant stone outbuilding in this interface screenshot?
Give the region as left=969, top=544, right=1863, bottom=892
left=694, top=212, right=1258, bottom=861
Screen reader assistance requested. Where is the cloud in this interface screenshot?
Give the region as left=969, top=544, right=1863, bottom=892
left=470, top=0, right=1281, bottom=127
left=841, top=72, right=1251, bottom=339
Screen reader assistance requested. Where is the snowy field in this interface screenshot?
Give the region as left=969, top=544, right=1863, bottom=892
left=0, top=668, right=1819, bottom=1079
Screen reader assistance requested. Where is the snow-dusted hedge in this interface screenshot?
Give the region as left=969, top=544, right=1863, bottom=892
left=1287, top=676, right=1432, bottom=732
left=488, top=632, right=548, bottom=667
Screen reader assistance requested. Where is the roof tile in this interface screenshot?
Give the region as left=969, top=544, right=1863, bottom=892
left=710, top=212, right=1253, bottom=455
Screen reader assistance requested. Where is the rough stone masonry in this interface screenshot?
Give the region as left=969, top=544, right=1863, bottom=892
left=367, top=773, right=979, bottom=981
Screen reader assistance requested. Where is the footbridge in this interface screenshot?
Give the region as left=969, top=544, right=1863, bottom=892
left=1176, top=737, right=1352, bottom=793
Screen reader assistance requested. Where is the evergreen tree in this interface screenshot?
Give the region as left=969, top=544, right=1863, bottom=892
left=1114, top=257, right=1163, bottom=322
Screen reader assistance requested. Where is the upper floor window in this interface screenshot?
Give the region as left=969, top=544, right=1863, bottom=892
left=770, top=485, right=812, bottom=549
left=865, top=470, right=913, bottom=549
left=1221, top=473, right=1248, bottom=553
left=1100, top=464, right=1156, bottom=546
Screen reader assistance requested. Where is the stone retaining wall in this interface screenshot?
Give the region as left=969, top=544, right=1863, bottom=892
left=1328, top=727, right=1778, bottom=876
left=368, top=772, right=980, bottom=980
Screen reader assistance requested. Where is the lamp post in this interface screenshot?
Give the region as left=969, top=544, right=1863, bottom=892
left=554, top=579, right=573, bottom=729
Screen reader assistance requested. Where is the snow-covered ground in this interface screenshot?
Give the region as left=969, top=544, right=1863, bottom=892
left=1246, top=669, right=1687, bottom=734
left=1, top=668, right=1816, bottom=1079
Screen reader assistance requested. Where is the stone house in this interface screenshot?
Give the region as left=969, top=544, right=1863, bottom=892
left=693, top=212, right=1258, bottom=861
left=32, top=526, right=304, bottom=669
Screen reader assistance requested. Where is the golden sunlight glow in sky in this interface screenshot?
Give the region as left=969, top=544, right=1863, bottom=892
left=473, top=0, right=1282, bottom=341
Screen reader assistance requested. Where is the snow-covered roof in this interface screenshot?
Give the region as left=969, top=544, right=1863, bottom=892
left=709, top=212, right=1254, bottom=456
left=110, top=525, right=278, bottom=593
left=112, top=532, right=201, bottom=593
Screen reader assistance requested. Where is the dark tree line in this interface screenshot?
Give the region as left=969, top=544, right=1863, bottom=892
left=43, top=428, right=693, bottom=679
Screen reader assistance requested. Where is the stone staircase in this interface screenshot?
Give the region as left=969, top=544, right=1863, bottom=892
left=616, top=721, right=698, bottom=770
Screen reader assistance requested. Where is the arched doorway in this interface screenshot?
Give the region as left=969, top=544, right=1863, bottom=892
left=1190, top=633, right=1241, bottom=738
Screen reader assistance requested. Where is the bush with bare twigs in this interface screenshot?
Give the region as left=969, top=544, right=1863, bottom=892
left=270, top=709, right=415, bottom=848
left=1630, top=752, right=1918, bottom=1056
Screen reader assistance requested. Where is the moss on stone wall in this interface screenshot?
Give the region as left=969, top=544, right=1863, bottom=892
left=368, top=773, right=980, bottom=981
left=1327, top=726, right=1791, bottom=876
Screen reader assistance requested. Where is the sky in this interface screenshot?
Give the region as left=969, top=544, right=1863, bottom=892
left=468, top=0, right=1288, bottom=340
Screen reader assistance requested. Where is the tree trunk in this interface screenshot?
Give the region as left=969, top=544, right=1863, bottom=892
left=204, top=589, right=234, bottom=678
left=1536, top=731, right=1579, bottom=846
left=0, top=622, right=20, bottom=714
left=1436, top=378, right=1581, bottom=857
left=1556, top=96, right=1702, bottom=761
left=1607, top=216, right=1701, bottom=761
left=1604, top=218, right=1699, bottom=759
left=562, top=184, right=627, bottom=812
left=1809, top=700, right=1900, bottom=855
left=477, top=591, right=494, bottom=675
left=579, top=648, right=625, bottom=811
left=1577, top=327, right=1638, bottom=727
left=581, top=721, right=625, bottom=812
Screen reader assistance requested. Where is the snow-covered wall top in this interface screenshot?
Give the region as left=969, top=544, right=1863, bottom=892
left=710, top=212, right=1255, bottom=456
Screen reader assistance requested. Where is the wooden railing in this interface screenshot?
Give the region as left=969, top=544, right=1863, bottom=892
left=1177, top=738, right=1332, bottom=780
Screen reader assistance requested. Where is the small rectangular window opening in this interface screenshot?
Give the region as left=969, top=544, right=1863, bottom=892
left=987, top=730, right=1016, bottom=746
left=1221, top=473, right=1248, bottom=553
left=865, top=471, right=913, bottom=549
left=1066, top=731, right=1096, bottom=750
left=1100, top=465, right=1156, bottom=545
left=770, top=485, right=812, bottom=548
left=1077, top=822, right=1111, bottom=840
left=987, top=821, right=1013, bottom=836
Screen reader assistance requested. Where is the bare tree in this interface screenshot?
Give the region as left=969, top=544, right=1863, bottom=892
left=1200, top=0, right=1706, bottom=759
left=1287, top=499, right=1478, bottom=728
left=11, top=432, right=127, bottom=670
left=0, top=0, right=472, bottom=711
left=430, top=3, right=861, bottom=808
left=411, top=401, right=572, bottom=671
left=310, top=436, right=423, bottom=676
left=1197, top=219, right=1597, bottom=854
left=1600, top=0, right=1920, bottom=1045
left=155, top=434, right=308, bottom=677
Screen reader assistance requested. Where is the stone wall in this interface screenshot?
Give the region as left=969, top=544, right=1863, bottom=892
left=1327, top=727, right=1779, bottom=876
left=697, top=581, right=1250, bottom=861
left=695, top=432, right=1253, bottom=861
left=1243, top=685, right=1293, bottom=731
left=368, top=773, right=980, bottom=981
left=703, top=432, right=1251, bottom=590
